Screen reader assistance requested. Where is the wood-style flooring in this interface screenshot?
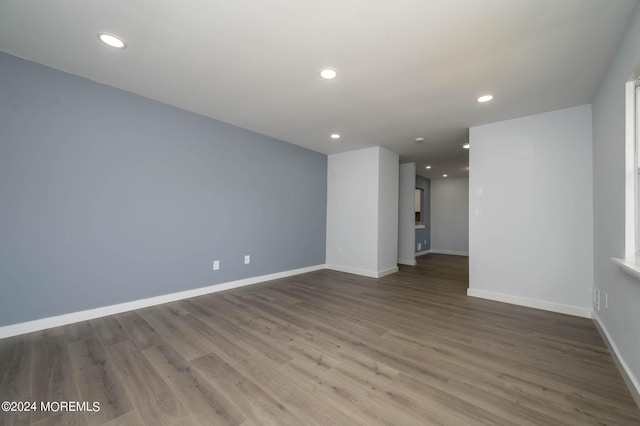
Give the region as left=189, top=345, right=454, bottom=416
left=1, top=254, right=639, bottom=425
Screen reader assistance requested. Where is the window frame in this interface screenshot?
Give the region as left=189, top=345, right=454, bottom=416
left=625, top=79, right=640, bottom=258
left=636, top=81, right=640, bottom=255
left=611, top=79, right=640, bottom=280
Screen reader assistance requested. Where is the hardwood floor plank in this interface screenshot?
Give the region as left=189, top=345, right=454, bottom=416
left=105, top=341, right=187, bottom=426
left=194, top=296, right=254, bottom=325
left=163, top=313, right=252, bottom=364
left=173, top=299, right=217, bottom=318
left=67, top=338, right=134, bottom=425
left=100, top=410, right=146, bottom=426
left=63, top=321, right=95, bottom=344
left=144, top=345, right=246, bottom=425
left=0, top=335, right=31, bottom=426
left=0, top=336, right=31, bottom=399
left=232, top=355, right=367, bottom=425
left=136, top=307, right=214, bottom=361
left=225, top=293, right=316, bottom=331
left=1, top=254, right=638, bottom=425
left=30, top=330, right=86, bottom=425
left=200, top=314, right=294, bottom=365
left=90, top=317, right=129, bottom=347
left=114, top=312, right=164, bottom=351
left=191, top=350, right=303, bottom=425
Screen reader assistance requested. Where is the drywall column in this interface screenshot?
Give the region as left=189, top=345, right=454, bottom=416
left=430, top=177, right=468, bottom=255
left=398, top=163, right=417, bottom=265
left=468, top=104, right=593, bottom=317
left=326, top=147, right=399, bottom=278
left=378, top=148, right=400, bottom=273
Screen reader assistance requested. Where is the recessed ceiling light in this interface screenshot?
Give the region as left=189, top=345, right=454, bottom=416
left=98, top=33, right=126, bottom=49
left=330, top=133, right=341, bottom=140
left=462, top=143, right=470, bottom=149
left=320, top=68, right=338, bottom=80
left=425, top=165, right=431, bottom=169
left=477, top=94, right=493, bottom=103
left=443, top=174, right=448, bottom=177
left=415, top=137, right=425, bottom=143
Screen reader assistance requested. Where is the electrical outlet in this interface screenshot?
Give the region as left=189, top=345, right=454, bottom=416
left=605, top=292, right=608, bottom=309
left=213, top=260, right=220, bottom=271
left=244, top=255, right=250, bottom=265
left=595, top=289, right=600, bottom=311
left=417, top=242, right=422, bottom=251
left=424, top=240, right=427, bottom=245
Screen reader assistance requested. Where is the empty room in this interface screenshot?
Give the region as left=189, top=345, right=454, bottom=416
left=2, top=0, right=640, bottom=424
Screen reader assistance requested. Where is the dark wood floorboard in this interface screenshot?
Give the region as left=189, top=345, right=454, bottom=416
left=1, top=253, right=639, bottom=425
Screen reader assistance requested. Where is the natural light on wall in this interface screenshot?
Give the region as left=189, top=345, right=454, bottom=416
left=625, top=79, right=639, bottom=258
left=611, top=78, right=640, bottom=278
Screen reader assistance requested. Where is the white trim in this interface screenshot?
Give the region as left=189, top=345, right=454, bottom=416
left=326, top=264, right=398, bottom=278
left=625, top=80, right=636, bottom=258
left=415, top=250, right=431, bottom=256
left=429, top=249, right=469, bottom=256
left=377, top=266, right=399, bottom=278
left=0, top=264, right=326, bottom=339
left=612, top=257, right=640, bottom=282
left=592, top=311, right=640, bottom=407
left=398, top=258, right=417, bottom=266
left=467, top=288, right=592, bottom=318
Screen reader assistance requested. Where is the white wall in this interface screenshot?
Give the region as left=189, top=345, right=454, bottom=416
left=398, top=163, right=416, bottom=265
left=377, top=148, right=400, bottom=273
left=326, top=146, right=399, bottom=278
left=430, top=178, right=469, bottom=255
left=592, top=4, right=640, bottom=403
left=468, top=104, right=593, bottom=318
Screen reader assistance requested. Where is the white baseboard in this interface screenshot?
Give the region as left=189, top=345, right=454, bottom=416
left=415, top=250, right=431, bottom=256
left=429, top=249, right=469, bottom=256
left=466, top=288, right=592, bottom=318
left=0, top=264, right=327, bottom=339
left=377, top=266, right=399, bottom=278
left=592, top=311, right=640, bottom=407
left=326, top=264, right=398, bottom=278
left=398, top=258, right=417, bottom=266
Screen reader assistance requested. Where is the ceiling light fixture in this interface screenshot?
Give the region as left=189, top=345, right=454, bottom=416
left=98, top=33, right=126, bottom=49
left=330, top=133, right=341, bottom=140
left=463, top=143, right=470, bottom=149
left=477, top=94, right=493, bottom=103
left=415, top=137, right=425, bottom=143
left=320, top=68, right=338, bottom=80
left=443, top=174, right=448, bottom=177
left=425, top=165, right=431, bottom=169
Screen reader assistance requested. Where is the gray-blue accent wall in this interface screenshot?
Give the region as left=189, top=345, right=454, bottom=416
left=0, top=52, right=327, bottom=326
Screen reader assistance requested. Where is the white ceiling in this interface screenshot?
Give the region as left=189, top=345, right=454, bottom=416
left=0, top=0, right=637, bottom=179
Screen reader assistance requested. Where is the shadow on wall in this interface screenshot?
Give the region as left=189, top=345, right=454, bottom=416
left=429, top=177, right=469, bottom=256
